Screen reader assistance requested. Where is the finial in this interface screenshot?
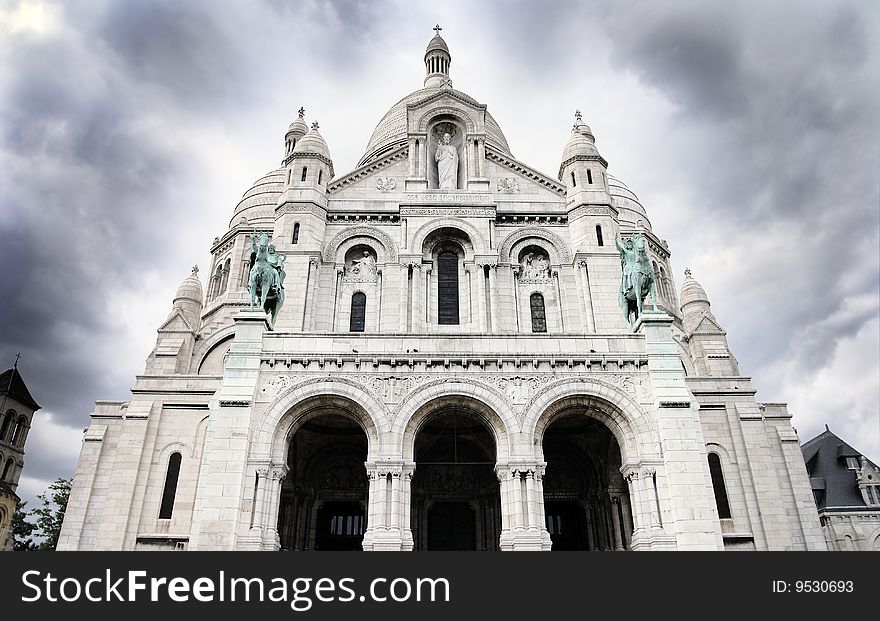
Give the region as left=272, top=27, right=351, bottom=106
left=575, top=109, right=582, bottom=122
left=433, top=24, right=442, bottom=35
left=298, top=106, right=305, bottom=118
left=12, top=352, right=21, bottom=370
left=684, top=268, right=692, bottom=278
left=311, top=121, right=319, bottom=130
left=191, top=265, right=199, bottom=276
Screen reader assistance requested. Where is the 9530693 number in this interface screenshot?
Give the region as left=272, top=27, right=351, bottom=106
left=772, top=580, right=853, bottom=593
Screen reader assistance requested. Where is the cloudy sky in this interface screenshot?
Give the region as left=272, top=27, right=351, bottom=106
left=1, top=0, right=878, bottom=509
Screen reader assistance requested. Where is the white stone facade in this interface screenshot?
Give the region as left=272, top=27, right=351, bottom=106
left=57, top=31, right=825, bottom=552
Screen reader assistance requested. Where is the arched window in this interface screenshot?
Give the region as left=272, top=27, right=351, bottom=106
left=287, top=169, right=292, bottom=184
left=301, top=167, right=308, bottom=182
left=2, top=458, right=14, bottom=482
left=350, top=292, right=366, bottom=332
left=530, top=293, right=547, bottom=333
left=11, top=417, right=27, bottom=447
left=595, top=225, right=604, bottom=247
left=292, top=223, right=300, bottom=244
left=0, top=411, right=13, bottom=442
left=159, top=452, right=182, bottom=519
left=708, top=453, right=731, bottom=519
left=586, top=169, right=593, bottom=184
left=318, top=169, right=323, bottom=185
left=437, top=250, right=460, bottom=325
left=212, top=264, right=223, bottom=300
left=659, top=265, right=668, bottom=299
left=570, top=171, right=576, bottom=187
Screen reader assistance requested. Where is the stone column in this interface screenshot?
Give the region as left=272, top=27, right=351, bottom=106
left=250, top=465, right=269, bottom=535
left=610, top=495, right=625, bottom=550
left=512, top=266, right=521, bottom=331
left=475, top=264, right=488, bottom=332
left=578, top=260, right=596, bottom=333
left=262, top=463, right=288, bottom=550
left=376, top=269, right=383, bottom=332
left=424, top=266, right=432, bottom=324
left=642, top=466, right=662, bottom=530
left=412, top=263, right=423, bottom=333
left=399, top=264, right=409, bottom=332
left=487, top=264, right=499, bottom=332
left=553, top=269, right=565, bottom=332
left=477, top=139, right=486, bottom=177
left=625, top=470, right=643, bottom=536
left=332, top=267, right=343, bottom=331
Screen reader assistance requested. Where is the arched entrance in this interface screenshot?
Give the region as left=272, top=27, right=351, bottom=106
left=277, top=413, right=369, bottom=551
left=411, top=411, right=501, bottom=550
left=542, top=414, right=632, bottom=551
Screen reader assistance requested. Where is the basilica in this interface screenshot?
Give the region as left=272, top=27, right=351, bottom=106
left=57, top=30, right=826, bottom=551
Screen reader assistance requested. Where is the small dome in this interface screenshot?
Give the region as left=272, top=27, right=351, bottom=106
left=426, top=34, right=449, bottom=56
left=608, top=174, right=652, bottom=231
left=572, top=110, right=595, bottom=142
left=174, top=266, right=204, bottom=307
left=560, top=127, right=600, bottom=172
left=680, top=269, right=710, bottom=309
left=287, top=106, right=308, bottom=137
left=231, top=168, right=285, bottom=224
left=291, top=122, right=332, bottom=161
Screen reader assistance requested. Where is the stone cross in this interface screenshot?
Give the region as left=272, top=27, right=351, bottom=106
left=311, top=121, right=319, bottom=130
left=192, top=265, right=199, bottom=276
left=684, top=268, right=692, bottom=278
left=433, top=24, right=442, bottom=35
left=298, top=107, right=305, bottom=118
left=575, top=109, right=582, bottom=121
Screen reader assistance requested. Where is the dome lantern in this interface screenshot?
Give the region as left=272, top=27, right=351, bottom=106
left=284, top=106, right=309, bottom=161
left=424, top=24, right=452, bottom=88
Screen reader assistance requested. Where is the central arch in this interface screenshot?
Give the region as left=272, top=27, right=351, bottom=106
left=407, top=397, right=503, bottom=551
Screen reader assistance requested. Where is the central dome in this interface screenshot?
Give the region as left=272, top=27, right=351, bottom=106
left=358, top=86, right=512, bottom=167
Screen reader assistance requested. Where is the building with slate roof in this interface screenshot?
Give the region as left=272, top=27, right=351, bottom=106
left=802, top=427, right=880, bottom=550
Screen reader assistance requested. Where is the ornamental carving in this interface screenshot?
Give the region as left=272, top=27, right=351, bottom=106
left=497, top=177, right=520, bottom=193
left=518, top=250, right=550, bottom=281
left=376, top=176, right=396, bottom=192
left=492, top=376, right=553, bottom=408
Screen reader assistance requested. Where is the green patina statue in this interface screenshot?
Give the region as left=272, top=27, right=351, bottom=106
left=616, top=232, right=657, bottom=329
left=248, top=232, right=286, bottom=329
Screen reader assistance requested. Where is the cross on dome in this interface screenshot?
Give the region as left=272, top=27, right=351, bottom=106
left=311, top=121, right=319, bottom=130
left=575, top=109, right=582, bottom=121
left=433, top=24, right=442, bottom=35
left=684, top=268, right=692, bottom=278
left=298, top=107, right=305, bottom=118
left=191, top=265, right=199, bottom=276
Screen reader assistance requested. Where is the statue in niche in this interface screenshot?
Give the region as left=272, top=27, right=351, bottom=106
left=345, top=250, right=377, bottom=282
left=434, top=132, right=458, bottom=190
left=520, top=252, right=550, bottom=279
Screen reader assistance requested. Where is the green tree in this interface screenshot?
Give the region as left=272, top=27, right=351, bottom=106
left=12, top=500, right=36, bottom=551
left=12, top=478, right=71, bottom=550
left=29, top=478, right=71, bottom=550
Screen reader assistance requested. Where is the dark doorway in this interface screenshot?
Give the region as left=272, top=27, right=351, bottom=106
left=543, top=413, right=632, bottom=551
left=316, top=501, right=366, bottom=551
left=278, top=413, right=368, bottom=551
left=544, top=501, right=588, bottom=550
left=411, top=411, right=500, bottom=550
left=427, top=502, right=476, bottom=550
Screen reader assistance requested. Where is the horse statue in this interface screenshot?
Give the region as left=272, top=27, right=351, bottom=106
left=616, top=233, right=658, bottom=328
left=247, top=232, right=286, bottom=329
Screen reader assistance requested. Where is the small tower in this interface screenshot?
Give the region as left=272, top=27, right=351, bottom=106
left=283, top=107, right=309, bottom=161
left=424, top=24, right=452, bottom=88
left=679, top=269, right=739, bottom=376
left=0, top=360, right=40, bottom=550
left=560, top=110, right=613, bottom=251
left=145, top=266, right=203, bottom=374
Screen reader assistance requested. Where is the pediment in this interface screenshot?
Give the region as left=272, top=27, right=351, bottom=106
left=158, top=308, right=196, bottom=333
left=690, top=313, right=725, bottom=336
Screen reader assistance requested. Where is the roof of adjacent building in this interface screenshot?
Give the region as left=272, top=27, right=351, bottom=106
left=0, top=367, right=39, bottom=411
left=801, top=428, right=878, bottom=511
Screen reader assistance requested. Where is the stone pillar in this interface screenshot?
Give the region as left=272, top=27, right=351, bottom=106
left=363, top=462, right=411, bottom=551
left=577, top=260, right=596, bottom=333
left=475, top=264, right=488, bottom=332
left=497, top=463, right=551, bottom=551
left=487, top=264, right=499, bottom=332
left=262, top=463, right=287, bottom=550
left=552, top=269, right=565, bottom=332
left=610, top=495, right=625, bottom=550
left=424, top=266, right=432, bottom=324
left=190, top=310, right=269, bottom=550
left=399, top=264, right=409, bottom=332
left=512, top=266, right=521, bottom=331
left=412, top=263, right=423, bottom=332
left=637, top=310, right=724, bottom=550
left=376, top=269, right=383, bottom=332
left=249, top=465, right=269, bottom=535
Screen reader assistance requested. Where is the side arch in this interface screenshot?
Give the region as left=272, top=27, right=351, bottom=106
left=323, top=226, right=398, bottom=263
left=522, top=378, right=654, bottom=465
left=499, top=227, right=573, bottom=265
left=254, top=377, right=391, bottom=464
